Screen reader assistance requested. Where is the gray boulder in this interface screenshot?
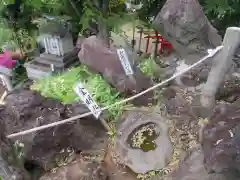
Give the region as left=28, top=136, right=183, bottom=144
left=152, top=0, right=222, bottom=64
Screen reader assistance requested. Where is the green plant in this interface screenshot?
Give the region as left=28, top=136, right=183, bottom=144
left=138, top=58, right=165, bottom=82
left=138, top=58, right=155, bottom=78
left=137, top=170, right=164, bottom=180
left=129, top=123, right=159, bottom=152
left=107, top=123, right=117, bottom=143
left=31, top=66, right=129, bottom=120
left=55, top=148, right=74, bottom=167
left=0, top=25, right=16, bottom=49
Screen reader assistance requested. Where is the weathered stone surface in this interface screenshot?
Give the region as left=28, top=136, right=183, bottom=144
left=202, top=99, right=240, bottom=175
left=0, top=155, right=26, bottom=180
left=1, top=90, right=108, bottom=171
left=162, top=146, right=229, bottom=180
left=0, top=109, right=30, bottom=180
left=216, top=77, right=240, bottom=103
left=39, top=156, right=108, bottom=180
left=152, top=0, right=222, bottom=64
left=200, top=27, right=240, bottom=109
left=115, top=110, right=173, bottom=174
left=78, top=36, right=153, bottom=105
left=172, top=59, right=238, bottom=89
left=156, top=53, right=179, bottom=79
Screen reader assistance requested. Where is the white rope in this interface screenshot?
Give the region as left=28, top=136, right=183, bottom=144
left=6, top=46, right=223, bottom=139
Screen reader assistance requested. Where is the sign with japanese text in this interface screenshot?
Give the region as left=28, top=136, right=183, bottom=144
left=74, top=82, right=101, bottom=118
left=117, top=48, right=134, bottom=75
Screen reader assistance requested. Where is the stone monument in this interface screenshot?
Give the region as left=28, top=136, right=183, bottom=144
left=25, top=15, right=79, bottom=79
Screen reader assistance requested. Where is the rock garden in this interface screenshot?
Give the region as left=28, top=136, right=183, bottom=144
left=0, top=0, right=240, bottom=180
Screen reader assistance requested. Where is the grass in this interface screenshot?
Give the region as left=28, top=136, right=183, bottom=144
left=138, top=57, right=165, bottom=82
left=138, top=58, right=155, bottom=79
left=137, top=170, right=165, bottom=180
left=31, top=65, right=130, bottom=120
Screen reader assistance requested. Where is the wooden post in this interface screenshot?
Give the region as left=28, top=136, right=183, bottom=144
left=153, top=31, right=159, bottom=59
left=145, top=35, right=150, bottom=54
left=201, top=27, right=240, bottom=108
left=137, top=27, right=143, bottom=53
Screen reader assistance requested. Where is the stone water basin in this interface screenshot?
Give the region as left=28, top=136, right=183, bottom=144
left=115, top=109, right=173, bottom=174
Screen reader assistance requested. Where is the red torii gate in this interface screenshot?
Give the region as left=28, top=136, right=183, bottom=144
left=137, top=28, right=173, bottom=56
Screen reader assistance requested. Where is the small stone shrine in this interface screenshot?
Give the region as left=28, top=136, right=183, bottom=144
left=25, top=15, right=79, bottom=79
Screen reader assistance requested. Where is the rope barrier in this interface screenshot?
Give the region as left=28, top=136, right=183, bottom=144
left=6, top=45, right=223, bottom=139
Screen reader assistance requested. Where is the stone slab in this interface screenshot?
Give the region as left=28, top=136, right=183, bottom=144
left=40, top=48, right=79, bottom=63
left=0, top=66, right=13, bottom=76
left=25, top=63, right=52, bottom=80
left=34, top=54, right=77, bottom=69
left=25, top=59, right=80, bottom=80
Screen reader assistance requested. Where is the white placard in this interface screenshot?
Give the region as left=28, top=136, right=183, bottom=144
left=117, top=48, right=134, bottom=75
left=74, top=82, right=101, bottom=118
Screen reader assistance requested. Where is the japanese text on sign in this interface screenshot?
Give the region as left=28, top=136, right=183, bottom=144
left=74, top=82, right=101, bottom=118
left=117, top=48, right=133, bottom=75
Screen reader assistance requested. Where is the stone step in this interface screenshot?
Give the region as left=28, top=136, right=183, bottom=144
left=25, top=60, right=63, bottom=72
left=25, top=58, right=80, bottom=80
left=40, top=48, right=79, bottom=63
left=34, top=55, right=77, bottom=69
left=25, top=68, right=52, bottom=80
left=35, top=57, right=65, bottom=68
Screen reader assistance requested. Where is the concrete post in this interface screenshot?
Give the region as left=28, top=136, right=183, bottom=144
left=201, top=27, right=240, bottom=108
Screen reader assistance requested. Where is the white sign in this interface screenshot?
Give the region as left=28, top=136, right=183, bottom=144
left=74, top=82, right=101, bottom=118
left=117, top=48, right=134, bottom=75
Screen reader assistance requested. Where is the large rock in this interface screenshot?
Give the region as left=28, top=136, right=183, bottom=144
left=202, top=99, right=240, bottom=176
left=78, top=36, right=153, bottom=105
left=1, top=90, right=108, bottom=171
left=0, top=109, right=30, bottom=180
left=115, top=109, right=173, bottom=174
left=0, top=155, right=27, bottom=180
left=216, top=77, right=240, bottom=103
left=162, top=146, right=229, bottom=180
left=39, top=156, right=108, bottom=180
left=152, top=0, right=222, bottom=64
left=173, top=60, right=237, bottom=88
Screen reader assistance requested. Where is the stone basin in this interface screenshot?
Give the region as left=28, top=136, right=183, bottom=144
left=115, top=110, right=173, bottom=174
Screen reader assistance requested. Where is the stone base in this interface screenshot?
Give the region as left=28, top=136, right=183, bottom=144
left=25, top=48, right=80, bottom=80
left=40, top=48, right=79, bottom=64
